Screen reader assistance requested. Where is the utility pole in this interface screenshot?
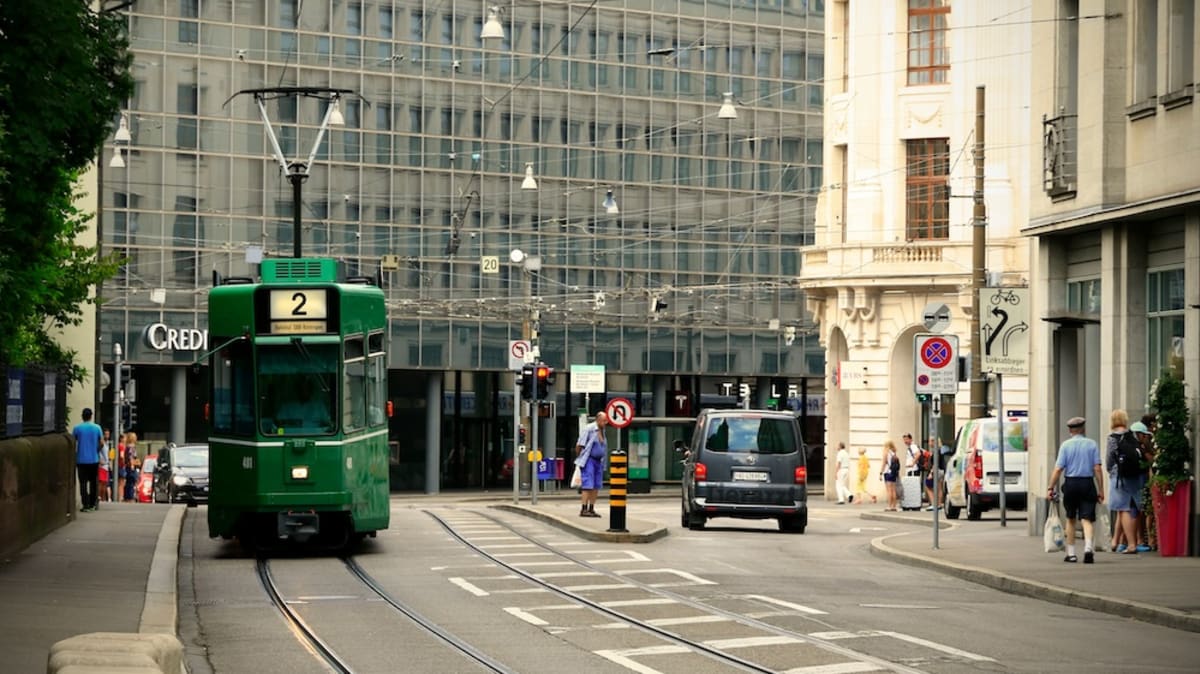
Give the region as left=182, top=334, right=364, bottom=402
left=970, top=86, right=988, bottom=420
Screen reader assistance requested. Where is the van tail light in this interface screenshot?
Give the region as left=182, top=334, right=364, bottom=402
left=972, top=450, right=983, bottom=481
left=694, top=463, right=707, bottom=481
left=386, top=400, right=394, bottom=418
left=795, top=466, right=807, bottom=484
left=203, top=403, right=210, bottom=422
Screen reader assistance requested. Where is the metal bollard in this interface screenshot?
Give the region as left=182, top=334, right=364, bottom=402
left=607, top=446, right=628, bottom=532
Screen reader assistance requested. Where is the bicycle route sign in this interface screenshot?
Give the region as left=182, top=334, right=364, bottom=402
left=979, top=287, right=1030, bottom=375
left=914, top=333, right=959, bottom=395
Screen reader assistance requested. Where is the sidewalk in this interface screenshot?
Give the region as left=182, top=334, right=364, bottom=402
left=862, top=509, right=1200, bottom=633
left=0, top=501, right=183, bottom=673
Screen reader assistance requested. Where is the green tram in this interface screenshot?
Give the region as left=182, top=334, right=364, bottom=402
left=206, top=257, right=390, bottom=549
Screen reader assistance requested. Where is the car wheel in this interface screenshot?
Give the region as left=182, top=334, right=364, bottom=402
left=944, top=499, right=961, bottom=519
left=780, top=515, right=806, bottom=534
left=967, top=494, right=983, bottom=520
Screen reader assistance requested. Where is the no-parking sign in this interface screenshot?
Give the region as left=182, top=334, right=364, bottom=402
left=914, top=333, right=959, bottom=395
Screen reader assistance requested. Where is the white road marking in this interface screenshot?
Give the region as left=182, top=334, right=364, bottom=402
left=430, top=564, right=497, bottom=571
left=872, top=630, right=994, bottom=662
left=448, top=577, right=489, bottom=597
left=595, top=645, right=686, bottom=674
left=503, top=607, right=549, bottom=626
left=492, top=551, right=557, bottom=558
left=742, top=594, right=828, bottom=615
left=508, top=561, right=577, bottom=567
left=562, top=583, right=633, bottom=591
left=491, top=588, right=550, bottom=594
left=466, top=536, right=523, bottom=541
left=534, top=571, right=602, bottom=579
left=616, top=568, right=717, bottom=586
left=783, top=663, right=884, bottom=674
left=808, top=631, right=861, bottom=640
left=647, top=615, right=731, bottom=627
left=849, top=527, right=886, bottom=533
left=601, top=598, right=677, bottom=608
left=706, top=635, right=803, bottom=649
left=860, top=604, right=940, bottom=610
left=294, top=595, right=359, bottom=601
left=478, top=543, right=539, bottom=549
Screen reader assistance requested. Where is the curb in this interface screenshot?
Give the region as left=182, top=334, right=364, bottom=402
left=492, top=504, right=669, bottom=544
left=869, top=531, right=1200, bottom=634
left=140, top=505, right=185, bottom=635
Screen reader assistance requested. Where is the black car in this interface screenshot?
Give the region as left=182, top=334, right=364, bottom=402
left=680, top=409, right=808, bottom=533
left=153, top=444, right=210, bottom=505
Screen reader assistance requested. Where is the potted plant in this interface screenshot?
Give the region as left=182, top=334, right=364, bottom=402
left=1148, top=369, right=1194, bottom=557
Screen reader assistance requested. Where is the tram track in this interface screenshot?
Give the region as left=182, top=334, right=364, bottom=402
left=426, top=508, right=925, bottom=674
left=255, top=556, right=515, bottom=674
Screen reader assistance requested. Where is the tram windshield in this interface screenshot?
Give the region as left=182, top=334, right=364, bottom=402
left=258, top=342, right=338, bottom=436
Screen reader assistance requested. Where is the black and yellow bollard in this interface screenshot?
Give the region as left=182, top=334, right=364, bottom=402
left=607, top=446, right=628, bottom=532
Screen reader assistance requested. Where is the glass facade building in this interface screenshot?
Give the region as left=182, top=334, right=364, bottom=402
left=101, top=0, right=826, bottom=489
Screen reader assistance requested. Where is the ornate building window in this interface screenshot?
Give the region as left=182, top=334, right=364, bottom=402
left=905, top=138, right=949, bottom=240
left=907, top=0, right=949, bottom=85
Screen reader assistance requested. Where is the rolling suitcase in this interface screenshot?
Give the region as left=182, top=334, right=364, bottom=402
left=900, top=473, right=923, bottom=510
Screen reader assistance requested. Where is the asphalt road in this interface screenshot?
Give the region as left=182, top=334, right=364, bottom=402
left=178, top=499, right=1199, bottom=673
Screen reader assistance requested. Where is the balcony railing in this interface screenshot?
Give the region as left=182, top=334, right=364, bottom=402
left=1042, top=109, right=1077, bottom=199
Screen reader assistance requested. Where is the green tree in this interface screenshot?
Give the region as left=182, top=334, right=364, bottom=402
left=1149, top=369, right=1193, bottom=491
left=0, top=2, right=133, bottom=380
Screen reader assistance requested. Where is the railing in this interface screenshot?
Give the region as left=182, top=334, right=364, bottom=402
left=871, top=244, right=945, bottom=264
left=1042, top=109, right=1077, bottom=198
left=3, top=365, right=70, bottom=439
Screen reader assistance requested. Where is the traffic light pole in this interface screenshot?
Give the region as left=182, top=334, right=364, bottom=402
left=512, top=376, right=520, bottom=504
left=531, top=398, right=539, bottom=506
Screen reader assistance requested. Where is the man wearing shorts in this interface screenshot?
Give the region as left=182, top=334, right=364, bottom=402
left=1046, top=417, right=1105, bottom=564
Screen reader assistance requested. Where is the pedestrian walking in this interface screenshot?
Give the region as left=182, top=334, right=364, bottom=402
left=71, top=409, right=103, bottom=512
left=854, top=447, right=877, bottom=505
left=833, top=442, right=851, bottom=504
left=123, top=432, right=140, bottom=503
left=1106, top=409, right=1142, bottom=554
left=1046, top=417, right=1105, bottom=564
left=98, top=427, right=111, bottom=503
left=880, top=440, right=901, bottom=511
left=574, top=411, right=609, bottom=518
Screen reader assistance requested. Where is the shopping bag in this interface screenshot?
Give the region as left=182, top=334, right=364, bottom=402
left=1043, top=505, right=1065, bottom=552
left=1093, top=506, right=1111, bottom=552
left=570, top=466, right=582, bottom=489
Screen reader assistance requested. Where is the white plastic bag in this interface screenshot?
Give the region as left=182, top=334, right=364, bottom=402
left=1093, top=506, right=1111, bottom=552
left=1044, top=505, right=1065, bottom=552
left=570, top=465, right=582, bottom=489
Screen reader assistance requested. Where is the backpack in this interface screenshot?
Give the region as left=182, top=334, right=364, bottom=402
left=917, top=449, right=932, bottom=472
left=1111, top=431, right=1142, bottom=481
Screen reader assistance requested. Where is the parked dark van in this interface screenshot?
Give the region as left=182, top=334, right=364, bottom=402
left=680, top=409, right=808, bottom=533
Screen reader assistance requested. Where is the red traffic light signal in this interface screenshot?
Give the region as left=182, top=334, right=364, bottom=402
left=534, top=364, right=554, bottom=400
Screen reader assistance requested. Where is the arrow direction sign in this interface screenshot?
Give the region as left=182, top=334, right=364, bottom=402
left=979, top=288, right=1030, bottom=375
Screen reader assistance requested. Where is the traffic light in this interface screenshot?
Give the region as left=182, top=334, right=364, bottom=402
left=128, top=403, right=138, bottom=428
left=534, top=363, right=555, bottom=400
left=519, top=365, right=535, bottom=400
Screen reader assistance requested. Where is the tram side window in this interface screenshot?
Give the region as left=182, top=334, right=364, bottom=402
left=212, top=339, right=254, bottom=436
left=367, top=357, right=386, bottom=426
left=344, top=337, right=366, bottom=432
left=367, top=331, right=386, bottom=427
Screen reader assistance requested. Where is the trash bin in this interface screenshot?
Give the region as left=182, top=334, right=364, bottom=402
left=554, top=457, right=565, bottom=481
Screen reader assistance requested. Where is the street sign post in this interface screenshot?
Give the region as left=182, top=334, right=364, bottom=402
left=914, top=333, right=960, bottom=395
left=979, top=288, right=1030, bottom=375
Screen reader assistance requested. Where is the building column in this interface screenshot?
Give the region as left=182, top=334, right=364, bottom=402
left=652, top=375, right=668, bottom=481
left=170, top=367, right=186, bottom=445
left=425, top=373, right=442, bottom=495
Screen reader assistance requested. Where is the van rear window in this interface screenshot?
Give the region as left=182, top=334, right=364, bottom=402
left=704, top=417, right=798, bottom=455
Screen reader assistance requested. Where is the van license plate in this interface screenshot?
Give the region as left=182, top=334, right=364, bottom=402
left=733, top=471, right=768, bottom=482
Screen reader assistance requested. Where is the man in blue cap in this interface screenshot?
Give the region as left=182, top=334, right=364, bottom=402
left=72, top=408, right=104, bottom=512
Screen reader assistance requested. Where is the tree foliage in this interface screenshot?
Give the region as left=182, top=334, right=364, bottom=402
left=1149, top=369, right=1193, bottom=490
left=0, top=2, right=133, bottom=378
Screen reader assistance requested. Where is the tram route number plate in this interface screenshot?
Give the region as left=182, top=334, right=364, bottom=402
left=269, top=289, right=328, bottom=334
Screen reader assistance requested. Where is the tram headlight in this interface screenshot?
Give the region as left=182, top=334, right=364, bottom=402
left=291, top=466, right=309, bottom=480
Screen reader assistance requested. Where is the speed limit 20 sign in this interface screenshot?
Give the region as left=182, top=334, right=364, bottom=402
left=913, top=333, right=959, bottom=395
